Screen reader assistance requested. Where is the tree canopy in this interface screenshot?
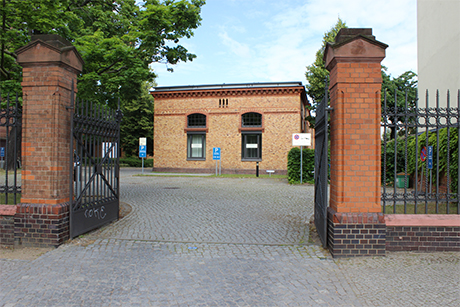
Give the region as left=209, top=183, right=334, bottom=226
left=381, top=69, right=418, bottom=139
left=304, top=18, right=347, bottom=128
left=0, top=0, right=205, bottom=107
left=1, top=0, right=205, bottom=156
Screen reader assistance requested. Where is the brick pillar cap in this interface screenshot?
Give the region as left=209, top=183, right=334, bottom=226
left=15, top=35, right=83, bottom=73
left=324, top=28, right=388, bottom=72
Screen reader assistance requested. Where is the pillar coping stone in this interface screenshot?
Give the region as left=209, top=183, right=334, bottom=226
left=15, top=34, right=83, bottom=74
left=324, top=28, right=388, bottom=72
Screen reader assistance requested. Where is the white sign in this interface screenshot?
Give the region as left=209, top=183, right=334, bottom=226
left=139, top=137, right=147, bottom=146
left=102, top=142, right=118, bottom=158
left=292, top=133, right=311, bottom=146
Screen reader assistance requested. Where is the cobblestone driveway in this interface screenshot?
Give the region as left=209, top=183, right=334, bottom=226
left=0, top=168, right=459, bottom=306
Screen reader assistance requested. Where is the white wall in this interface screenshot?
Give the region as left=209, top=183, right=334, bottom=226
left=417, top=0, right=460, bottom=108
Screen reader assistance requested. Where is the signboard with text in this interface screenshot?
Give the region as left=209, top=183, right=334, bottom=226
left=292, top=133, right=312, bottom=146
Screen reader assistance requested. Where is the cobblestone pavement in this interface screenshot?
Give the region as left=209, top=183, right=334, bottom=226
left=1, top=168, right=459, bottom=306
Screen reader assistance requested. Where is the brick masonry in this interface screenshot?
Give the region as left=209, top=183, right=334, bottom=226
left=327, top=207, right=386, bottom=257
left=386, top=226, right=460, bottom=252
left=385, top=215, right=460, bottom=252
left=323, top=29, right=388, bottom=258
left=14, top=203, right=70, bottom=247
left=11, top=34, right=83, bottom=248
left=0, top=205, right=16, bottom=247
left=151, top=85, right=311, bottom=174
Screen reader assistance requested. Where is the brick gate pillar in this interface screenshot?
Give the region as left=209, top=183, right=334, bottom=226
left=15, top=35, right=83, bottom=247
left=324, top=29, right=387, bottom=257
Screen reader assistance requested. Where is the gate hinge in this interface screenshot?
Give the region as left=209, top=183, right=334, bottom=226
left=326, top=106, right=334, bottom=112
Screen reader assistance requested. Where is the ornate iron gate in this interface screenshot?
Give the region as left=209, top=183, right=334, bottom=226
left=69, top=86, right=123, bottom=238
left=314, top=84, right=330, bottom=248
left=0, top=93, right=21, bottom=204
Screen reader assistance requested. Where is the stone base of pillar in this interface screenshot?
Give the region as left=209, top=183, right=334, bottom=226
left=327, top=207, right=386, bottom=258
left=14, top=203, right=70, bottom=248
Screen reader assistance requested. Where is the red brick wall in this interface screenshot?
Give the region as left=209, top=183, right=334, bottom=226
left=328, top=62, right=382, bottom=213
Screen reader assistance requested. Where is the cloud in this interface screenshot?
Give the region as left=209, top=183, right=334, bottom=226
left=218, top=31, right=253, bottom=59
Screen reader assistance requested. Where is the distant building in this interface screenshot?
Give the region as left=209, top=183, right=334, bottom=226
left=150, top=82, right=312, bottom=174
left=417, top=0, right=460, bottom=107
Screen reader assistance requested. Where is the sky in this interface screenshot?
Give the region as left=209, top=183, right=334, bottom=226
left=150, top=0, right=417, bottom=88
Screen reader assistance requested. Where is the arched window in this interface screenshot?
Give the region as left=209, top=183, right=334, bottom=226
left=241, top=112, right=262, bottom=127
left=187, top=113, right=206, bottom=127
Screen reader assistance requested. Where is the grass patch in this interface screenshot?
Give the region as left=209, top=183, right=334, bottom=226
left=211, top=174, right=287, bottom=179
left=0, top=193, right=21, bottom=205
left=136, top=173, right=288, bottom=179
left=383, top=202, right=459, bottom=214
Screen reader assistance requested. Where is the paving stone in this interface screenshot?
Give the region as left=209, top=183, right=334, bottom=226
left=0, top=168, right=458, bottom=306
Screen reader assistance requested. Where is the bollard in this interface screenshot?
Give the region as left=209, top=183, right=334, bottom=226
left=256, top=162, right=259, bottom=177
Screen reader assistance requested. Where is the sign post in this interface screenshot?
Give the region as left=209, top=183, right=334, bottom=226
left=139, top=137, right=147, bottom=173
left=427, top=146, right=433, bottom=194
left=213, top=147, right=221, bottom=176
left=292, top=133, right=312, bottom=183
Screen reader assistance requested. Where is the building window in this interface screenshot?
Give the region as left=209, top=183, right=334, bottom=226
left=187, top=133, right=206, bottom=160
left=187, top=113, right=206, bottom=128
left=242, top=112, right=262, bottom=127
left=241, top=132, right=261, bottom=161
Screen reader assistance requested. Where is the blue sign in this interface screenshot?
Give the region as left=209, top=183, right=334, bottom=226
left=139, top=145, right=147, bottom=158
left=427, top=146, right=433, bottom=169
left=0, top=147, right=4, bottom=158
left=212, top=147, right=221, bottom=160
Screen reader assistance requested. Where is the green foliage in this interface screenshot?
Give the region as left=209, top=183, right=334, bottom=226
left=287, top=147, right=315, bottom=184
left=120, top=156, right=153, bottom=168
left=407, top=128, right=458, bottom=192
left=0, top=0, right=205, bottom=108
left=381, top=136, right=412, bottom=185
left=305, top=18, right=347, bottom=128
left=120, top=81, right=154, bottom=157
left=381, top=70, right=418, bottom=139
left=382, top=128, right=458, bottom=192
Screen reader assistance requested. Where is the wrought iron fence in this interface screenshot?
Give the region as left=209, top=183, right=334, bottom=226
left=0, top=93, right=21, bottom=205
left=381, top=90, right=459, bottom=214
left=69, top=83, right=123, bottom=238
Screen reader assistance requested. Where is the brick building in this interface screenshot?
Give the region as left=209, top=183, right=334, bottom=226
left=151, top=82, right=312, bottom=174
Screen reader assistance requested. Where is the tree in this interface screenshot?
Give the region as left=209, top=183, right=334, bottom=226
left=0, top=0, right=205, bottom=108
left=381, top=69, right=418, bottom=139
left=120, top=81, right=155, bottom=157
left=305, top=18, right=347, bottom=128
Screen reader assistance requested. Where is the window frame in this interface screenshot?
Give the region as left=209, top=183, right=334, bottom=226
left=241, top=112, right=262, bottom=128
left=241, top=131, right=262, bottom=161
left=187, top=113, right=207, bottom=128
left=187, top=132, right=206, bottom=160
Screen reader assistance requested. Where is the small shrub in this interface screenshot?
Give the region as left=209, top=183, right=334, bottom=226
left=287, top=147, right=315, bottom=184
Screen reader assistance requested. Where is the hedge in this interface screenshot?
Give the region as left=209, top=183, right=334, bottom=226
left=287, top=147, right=315, bottom=184
left=120, top=156, right=153, bottom=168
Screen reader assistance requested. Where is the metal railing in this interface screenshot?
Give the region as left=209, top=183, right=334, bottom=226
left=381, top=90, right=459, bottom=214
left=0, top=93, right=21, bottom=205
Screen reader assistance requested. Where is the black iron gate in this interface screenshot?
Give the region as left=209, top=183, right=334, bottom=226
left=69, top=86, right=123, bottom=238
left=0, top=93, right=21, bottom=204
left=314, top=84, right=330, bottom=248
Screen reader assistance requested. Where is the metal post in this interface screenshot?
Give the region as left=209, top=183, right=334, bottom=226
left=300, top=145, right=303, bottom=184
left=256, top=162, right=259, bottom=177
